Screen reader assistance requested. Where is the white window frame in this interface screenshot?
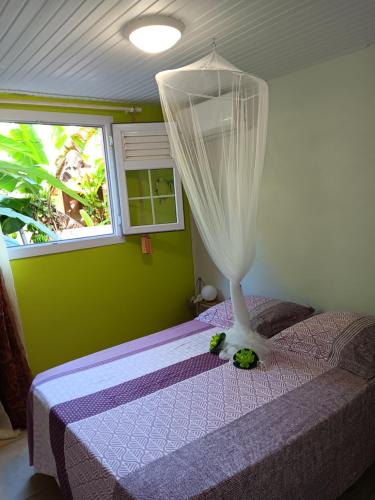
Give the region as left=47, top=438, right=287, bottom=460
left=113, top=122, right=184, bottom=235
left=0, top=109, right=123, bottom=260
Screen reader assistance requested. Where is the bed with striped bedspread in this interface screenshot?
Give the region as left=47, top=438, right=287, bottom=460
left=28, top=317, right=375, bottom=499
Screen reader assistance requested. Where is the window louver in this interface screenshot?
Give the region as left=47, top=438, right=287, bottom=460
left=122, top=131, right=171, bottom=161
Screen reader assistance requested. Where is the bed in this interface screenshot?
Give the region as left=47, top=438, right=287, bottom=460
left=28, top=313, right=375, bottom=499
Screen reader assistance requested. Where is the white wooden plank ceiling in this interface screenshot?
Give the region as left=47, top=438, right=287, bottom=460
left=0, top=0, right=374, bottom=102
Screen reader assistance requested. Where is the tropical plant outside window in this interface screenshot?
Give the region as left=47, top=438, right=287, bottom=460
left=0, top=122, right=112, bottom=248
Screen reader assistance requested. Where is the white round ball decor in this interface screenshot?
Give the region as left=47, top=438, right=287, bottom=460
left=201, top=285, right=218, bottom=302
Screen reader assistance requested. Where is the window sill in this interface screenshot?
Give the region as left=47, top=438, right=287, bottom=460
left=8, top=234, right=124, bottom=260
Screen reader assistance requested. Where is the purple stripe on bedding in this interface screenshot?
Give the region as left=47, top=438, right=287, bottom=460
left=28, top=320, right=211, bottom=466
left=50, top=352, right=226, bottom=499
left=33, top=320, right=209, bottom=388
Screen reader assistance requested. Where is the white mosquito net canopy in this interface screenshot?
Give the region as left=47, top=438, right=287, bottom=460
left=156, top=52, right=269, bottom=360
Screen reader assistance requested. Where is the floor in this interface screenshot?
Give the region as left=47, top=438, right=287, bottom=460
left=0, top=434, right=62, bottom=500
left=0, top=434, right=374, bottom=499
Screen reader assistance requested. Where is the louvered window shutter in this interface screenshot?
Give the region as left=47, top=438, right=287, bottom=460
left=112, top=123, right=184, bottom=235
left=122, top=132, right=171, bottom=162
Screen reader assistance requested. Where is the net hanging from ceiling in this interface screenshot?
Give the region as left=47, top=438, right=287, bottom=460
left=156, top=52, right=269, bottom=360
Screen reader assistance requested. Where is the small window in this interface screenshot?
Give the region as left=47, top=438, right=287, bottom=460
left=113, top=122, right=184, bottom=234
left=0, top=110, right=122, bottom=259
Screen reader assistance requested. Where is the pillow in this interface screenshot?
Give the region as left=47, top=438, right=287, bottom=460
left=334, top=317, right=375, bottom=379
left=271, top=311, right=364, bottom=360
left=197, top=295, right=314, bottom=338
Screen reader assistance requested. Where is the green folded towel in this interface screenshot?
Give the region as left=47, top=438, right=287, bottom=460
left=233, top=348, right=259, bottom=369
left=209, top=332, right=226, bottom=354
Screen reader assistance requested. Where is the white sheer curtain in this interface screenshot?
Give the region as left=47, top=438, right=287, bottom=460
left=156, top=52, right=269, bottom=360
left=0, top=232, right=22, bottom=439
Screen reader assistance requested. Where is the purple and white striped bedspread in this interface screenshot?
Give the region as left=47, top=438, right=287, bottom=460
left=28, top=319, right=375, bottom=499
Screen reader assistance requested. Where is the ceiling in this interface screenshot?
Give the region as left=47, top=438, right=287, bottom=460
left=0, top=0, right=374, bottom=103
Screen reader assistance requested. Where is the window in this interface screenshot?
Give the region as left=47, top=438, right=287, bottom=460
left=113, top=122, right=184, bottom=234
left=0, top=110, right=122, bottom=259
left=0, top=112, right=185, bottom=259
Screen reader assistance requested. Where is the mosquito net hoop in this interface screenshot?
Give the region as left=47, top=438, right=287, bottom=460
left=156, top=52, right=269, bottom=360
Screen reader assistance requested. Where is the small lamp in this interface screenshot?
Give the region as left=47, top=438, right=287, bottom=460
left=201, top=285, right=218, bottom=302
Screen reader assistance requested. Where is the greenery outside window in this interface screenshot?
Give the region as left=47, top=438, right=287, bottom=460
left=0, top=110, right=121, bottom=259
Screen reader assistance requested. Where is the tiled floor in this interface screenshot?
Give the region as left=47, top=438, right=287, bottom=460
left=0, top=434, right=374, bottom=499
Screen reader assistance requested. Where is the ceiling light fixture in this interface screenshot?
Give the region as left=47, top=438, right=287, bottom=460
left=123, top=15, right=184, bottom=54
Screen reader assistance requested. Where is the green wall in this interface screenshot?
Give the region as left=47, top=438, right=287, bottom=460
left=5, top=95, right=195, bottom=374
left=193, top=45, right=375, bottom=315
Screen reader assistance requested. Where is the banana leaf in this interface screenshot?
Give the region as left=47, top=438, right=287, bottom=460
left=52, top=125, right=67, bottom=150
left=71, top=133, right=85, bottom=152
left=0, top=206, right=58, bottom=240
left=0, top=196, right=33, bottom=233
left=0, top=196, right=33, bottom=215
left=0, top=172, right=18, bottom=191
left=7, top=124, right=48, bottom=165
left=0, top=171, right=39, bottom=194
left=1, top=216, right=24, bottom=234
left=0, top=161, right=88, bottom=205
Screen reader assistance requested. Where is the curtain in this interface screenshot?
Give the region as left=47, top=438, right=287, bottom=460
left=156, top=52, right=269, bottom=360
left=0, top=232, right=32, bottom=432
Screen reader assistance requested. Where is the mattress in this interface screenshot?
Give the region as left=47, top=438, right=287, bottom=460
left=28, top=319, right=375, bottom=499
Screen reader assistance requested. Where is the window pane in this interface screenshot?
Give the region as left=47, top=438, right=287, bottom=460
left=0, top=122, right=113, bottom=247
left=151, top=168, right=175, bottom=196
left=153, top=196, right=177, bottom=224
left=129, top=199, right=153, bottom=226
left=126, top=169, right=150, bottom=198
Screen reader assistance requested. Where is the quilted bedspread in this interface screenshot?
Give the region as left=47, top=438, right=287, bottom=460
left=28, top=319, right=375, bottom=499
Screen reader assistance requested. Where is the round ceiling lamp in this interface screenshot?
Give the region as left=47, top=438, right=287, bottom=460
left=123, top=15, right=184, bottom=54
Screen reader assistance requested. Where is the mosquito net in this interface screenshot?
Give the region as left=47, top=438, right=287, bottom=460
left=156, top=52, right=269, bottom=360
